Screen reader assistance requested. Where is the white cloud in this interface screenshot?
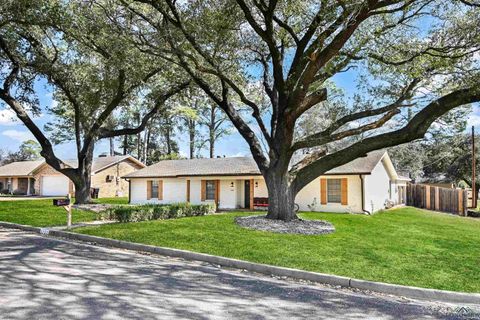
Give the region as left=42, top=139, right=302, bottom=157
left=466, top=104, right=480, bottom=128
left=2, top=129, right=35, bottom=142
left=0, top=109, right=18, bottom=126
left=230, top=152, right=247, bottom=157
left=50, top=99, right=58, bottom=109
left=467, top=113, right=480, bottom=128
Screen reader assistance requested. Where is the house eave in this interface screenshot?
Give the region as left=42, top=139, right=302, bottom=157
left=122, top=172, right=372, bottom=179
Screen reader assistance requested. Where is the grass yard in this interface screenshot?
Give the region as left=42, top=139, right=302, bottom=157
left=0, top=199, right=96, bottom=227
left=93, top=197, right=129, bottom=205
left=0, top=197, right=127, bottom=227
left=76, top=207, right=480, bottom=293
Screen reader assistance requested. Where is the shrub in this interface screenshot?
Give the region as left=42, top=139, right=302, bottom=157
left=467, top=210, right=480, bottom=218
left=100, top=202, right=217, bottom=223
left=152, top=205, right=170, bottom=220
left=0, top=189, right=10, bottom=195
left=12, top=189, right=26, bottom=195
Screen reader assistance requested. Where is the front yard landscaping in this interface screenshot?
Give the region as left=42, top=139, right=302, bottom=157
left=75, top=207, right=480, bottom=293
left=92, top=197, right=129, bottom=205
left=1, top=198, right=479, bottom=293
left=0, top=197, right=127, bottom=227
left=0, top=199, right=96, bottom=227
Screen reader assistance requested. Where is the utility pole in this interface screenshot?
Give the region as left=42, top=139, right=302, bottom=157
left=472, top=126, right=476, bottom=208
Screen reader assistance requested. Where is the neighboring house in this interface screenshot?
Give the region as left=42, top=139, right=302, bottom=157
left=0, top=155, right=145, bottom=197
left=124, top=150, right=410, bottom=213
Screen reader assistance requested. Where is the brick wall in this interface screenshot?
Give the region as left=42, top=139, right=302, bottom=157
left=32, top=164, right=74, bottom=196
left=92, top=160, right=143, bottom=198
left=31, top=159, right=142, bottom=197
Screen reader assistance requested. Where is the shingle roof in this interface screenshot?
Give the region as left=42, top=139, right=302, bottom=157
left=124, top=150, right=387, bottom=178
left=124, top=157, right=262, bottom=178
left=63, top=156, right=144, bottom=173
left=324, top=150, right=386, bottom=175
left=0, top=155, right=144, bottom=177
left=0, top=160, right=44, bottom=177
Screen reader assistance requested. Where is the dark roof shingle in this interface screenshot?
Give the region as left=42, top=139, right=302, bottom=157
left=0, top=155, right=143, bottom=177
left=0, top=160, right=44, bottom=177
left=124, top=150, right=387, bottom=178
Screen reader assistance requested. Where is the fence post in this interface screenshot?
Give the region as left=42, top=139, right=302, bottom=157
left=458, top=189, right=465, bottom=216
left=425, top=185, right=430, bottom=210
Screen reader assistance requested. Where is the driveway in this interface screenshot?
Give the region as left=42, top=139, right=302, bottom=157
left=0, top=227, right=471, bottom=320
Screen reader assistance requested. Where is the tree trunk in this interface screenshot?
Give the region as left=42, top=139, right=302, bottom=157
left=73, top=174, right=92, bottom=204
left=136, top=113, right=141, bottom=159
left=209, top=107, right=215, bottom=158
left=142, top=127, right=149, bottom=163
left=209, top=137, right=214, bottom=158
left=166, top=128, right=172, bottom=155
left=189, top=120, right=195, bottom=159
left=123, top=134, right=128, bottom=155
left=109, top=137, right=114, bottom=156
left=264, top=171, right=297, bottom=221
left=145, top=128, right=151, bottom=164
left=73, top=144, right=94, bottom=204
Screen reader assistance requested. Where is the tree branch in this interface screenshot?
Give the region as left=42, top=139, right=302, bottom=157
left=292, top=78, right=420, bottom=150
left=98, top=81, right=190, bottom=138
left=293, top=86, right=480, bottom=192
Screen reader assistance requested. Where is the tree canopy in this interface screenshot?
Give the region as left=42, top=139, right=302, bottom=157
left=115, top=0, right=480, bottom=219
left=1, top=0, right=479, bottom=215
left=0, top=0, right=189, bottom=202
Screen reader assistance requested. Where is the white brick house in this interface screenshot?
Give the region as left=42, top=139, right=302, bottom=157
left=124, top=150, right=409, bottom=214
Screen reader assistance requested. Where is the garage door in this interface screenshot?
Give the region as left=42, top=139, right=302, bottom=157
left=41, top=175, right=70, bottom=196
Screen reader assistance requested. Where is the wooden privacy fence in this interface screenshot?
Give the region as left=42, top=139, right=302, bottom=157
left=406, top=183, right=467, bottom=216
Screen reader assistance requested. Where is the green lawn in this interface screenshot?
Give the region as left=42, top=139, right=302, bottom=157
left=0, top=197, right=127, bottom=227
left=93, top=197, right=129, bottom=205
left=0, top=199, right=96, bottom=227
left=76, top=207, right=480, bottom=293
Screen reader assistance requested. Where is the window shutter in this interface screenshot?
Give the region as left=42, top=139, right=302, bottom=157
left=158, top=180, right=163, bottom=200
left=201, top=180, right=206, bottom=201
left=215, top=180, right=220, bottom=205
left=186, top=180, right=190, bottom=202
left=341, top=178, right=348, bottom=205
left=320, top=178, right=327, bottom=204
left=147, top=180, right=152, bottom=200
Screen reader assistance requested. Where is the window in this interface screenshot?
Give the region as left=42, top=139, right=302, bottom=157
left=151, top=181, right=159, bottom=198
left=205, top=180, right=216, bottom=200
left=327, top=179, right=342, bottom=203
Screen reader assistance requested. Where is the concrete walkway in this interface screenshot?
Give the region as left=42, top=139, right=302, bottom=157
left=0, top=227, right=473, bottom=320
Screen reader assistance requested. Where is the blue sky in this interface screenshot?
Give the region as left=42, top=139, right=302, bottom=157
left=1, top=69, right=479, bottom=160
left=0, top=77, right=256, bottom=159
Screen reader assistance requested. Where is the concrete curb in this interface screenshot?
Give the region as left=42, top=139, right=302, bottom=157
left=1, top=221, right=479, bottom=304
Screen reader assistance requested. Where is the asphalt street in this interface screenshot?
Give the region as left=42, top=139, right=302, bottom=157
left=0, top=227, right=474, bottom=319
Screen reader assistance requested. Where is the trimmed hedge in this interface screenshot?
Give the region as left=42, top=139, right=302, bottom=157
left=99, top=202, right=217, bottom=223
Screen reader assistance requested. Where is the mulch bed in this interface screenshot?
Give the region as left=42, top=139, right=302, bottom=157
left=73, top=204, right=113, bottom=213
left=235, top=215, right=335, bottom=235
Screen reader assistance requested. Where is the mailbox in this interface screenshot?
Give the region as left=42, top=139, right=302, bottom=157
left=53, top=198, right=70, bottom=206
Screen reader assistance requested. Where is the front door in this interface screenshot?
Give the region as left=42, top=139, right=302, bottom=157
left=17, top=178, right=28, bottom=195
left=244, top=180, right=250, bottom=208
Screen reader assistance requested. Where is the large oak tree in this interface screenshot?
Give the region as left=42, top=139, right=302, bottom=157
left=120, top=0, right=480, bottom=220
left=0, top=0, right=188, bottom=203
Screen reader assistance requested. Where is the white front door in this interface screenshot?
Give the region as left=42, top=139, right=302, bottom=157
left=41, top=175, right=70, bottom=196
